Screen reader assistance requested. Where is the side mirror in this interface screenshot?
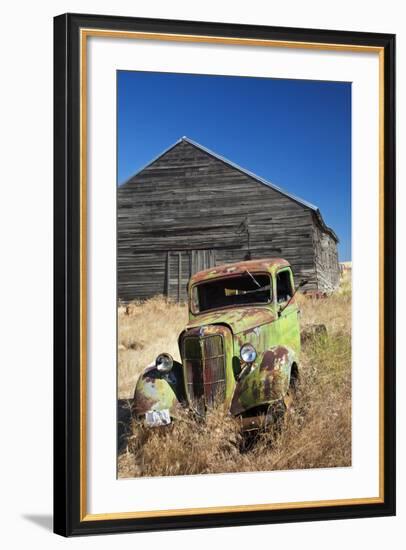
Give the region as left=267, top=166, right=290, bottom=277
left=299, top=278, right=308, bottom=287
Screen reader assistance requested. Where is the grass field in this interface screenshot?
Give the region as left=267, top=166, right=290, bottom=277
left=117, top=275, right=351, bottom=478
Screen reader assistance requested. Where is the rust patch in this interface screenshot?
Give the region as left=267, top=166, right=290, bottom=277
left=186, top=306, right=275, bottom=335
left=132, top=391, right=154, bottom=416
left=180, top=324, right=230, bottom=342
left=264, top=376, right=272, bottom=400
left=260, top=347, right=289, bottom=372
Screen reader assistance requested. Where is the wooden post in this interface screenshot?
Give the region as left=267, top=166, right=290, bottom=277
left=178, top=252, right=181, bottom=303
left=165, top=251, right=170, bottom=298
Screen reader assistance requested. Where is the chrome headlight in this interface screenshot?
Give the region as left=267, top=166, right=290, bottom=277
left=240, top=343, right=257, bottom=363
left=155, top=353, right=174, bottom=373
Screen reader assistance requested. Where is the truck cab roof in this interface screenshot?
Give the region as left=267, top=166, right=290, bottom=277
left=189, top=258, right=291, bottom=286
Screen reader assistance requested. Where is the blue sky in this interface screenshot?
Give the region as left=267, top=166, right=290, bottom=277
left=117, top=71, right=351, bottom=261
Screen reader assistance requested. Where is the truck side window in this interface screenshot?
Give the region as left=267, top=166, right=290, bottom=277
left=276, top=270, right=293, bottom=303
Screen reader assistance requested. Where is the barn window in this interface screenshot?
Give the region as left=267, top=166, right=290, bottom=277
left=276, top=270, right=293, bottom=303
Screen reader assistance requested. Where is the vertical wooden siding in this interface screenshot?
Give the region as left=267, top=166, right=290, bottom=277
left=313, top=219, right=340, bottom=293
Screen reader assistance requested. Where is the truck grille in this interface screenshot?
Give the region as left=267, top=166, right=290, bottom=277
left=182, top=334, right=226, bottom=412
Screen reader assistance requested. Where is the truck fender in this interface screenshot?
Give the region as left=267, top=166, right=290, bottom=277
left=132, top=360, right=186, bottom=418
left=230, top=346, right=296, bottom=415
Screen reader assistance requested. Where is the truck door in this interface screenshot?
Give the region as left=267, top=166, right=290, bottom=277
left=274, top=268, right=300, bottom=355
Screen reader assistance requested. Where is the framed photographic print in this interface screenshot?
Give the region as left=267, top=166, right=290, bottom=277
left=53, top=13, right=396, bottom=536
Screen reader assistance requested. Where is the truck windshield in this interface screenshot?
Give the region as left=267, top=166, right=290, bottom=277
left=192, top=273, right=272, bottom=313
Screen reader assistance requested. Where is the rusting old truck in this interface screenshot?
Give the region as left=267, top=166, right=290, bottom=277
left=132, top=258, right=306, bottom=431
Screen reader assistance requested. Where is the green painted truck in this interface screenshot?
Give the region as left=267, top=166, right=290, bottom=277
left=132, top=258, right=306, bottom=430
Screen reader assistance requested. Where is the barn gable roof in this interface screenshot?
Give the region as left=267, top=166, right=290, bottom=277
left=122, top=136, right=338, bottom=243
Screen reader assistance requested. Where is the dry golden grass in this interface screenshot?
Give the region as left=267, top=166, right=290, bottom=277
left=118, top=296, right=188, bottom=399
left=118, top=281, right=351, bottom=478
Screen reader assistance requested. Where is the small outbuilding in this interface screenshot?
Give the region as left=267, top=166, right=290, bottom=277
left=118, top=137, right=340, bottom=302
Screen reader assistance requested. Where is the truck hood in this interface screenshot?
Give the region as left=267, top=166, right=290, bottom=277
left=186, top=306, right=275, bottom=334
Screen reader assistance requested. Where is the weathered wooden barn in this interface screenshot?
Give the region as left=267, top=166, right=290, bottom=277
left=118, top=137, right=340, bottom=302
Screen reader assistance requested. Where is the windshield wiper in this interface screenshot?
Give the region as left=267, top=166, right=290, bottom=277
left=245, top=269, right=261, bottom=288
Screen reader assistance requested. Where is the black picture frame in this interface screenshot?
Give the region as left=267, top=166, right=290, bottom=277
left=54, top=12, right=396, bottom=537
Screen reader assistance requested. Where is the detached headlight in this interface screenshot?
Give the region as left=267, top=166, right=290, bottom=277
left=240, top=343, right=257, bottom=363
left=155, top=353, right=173, bottom=373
